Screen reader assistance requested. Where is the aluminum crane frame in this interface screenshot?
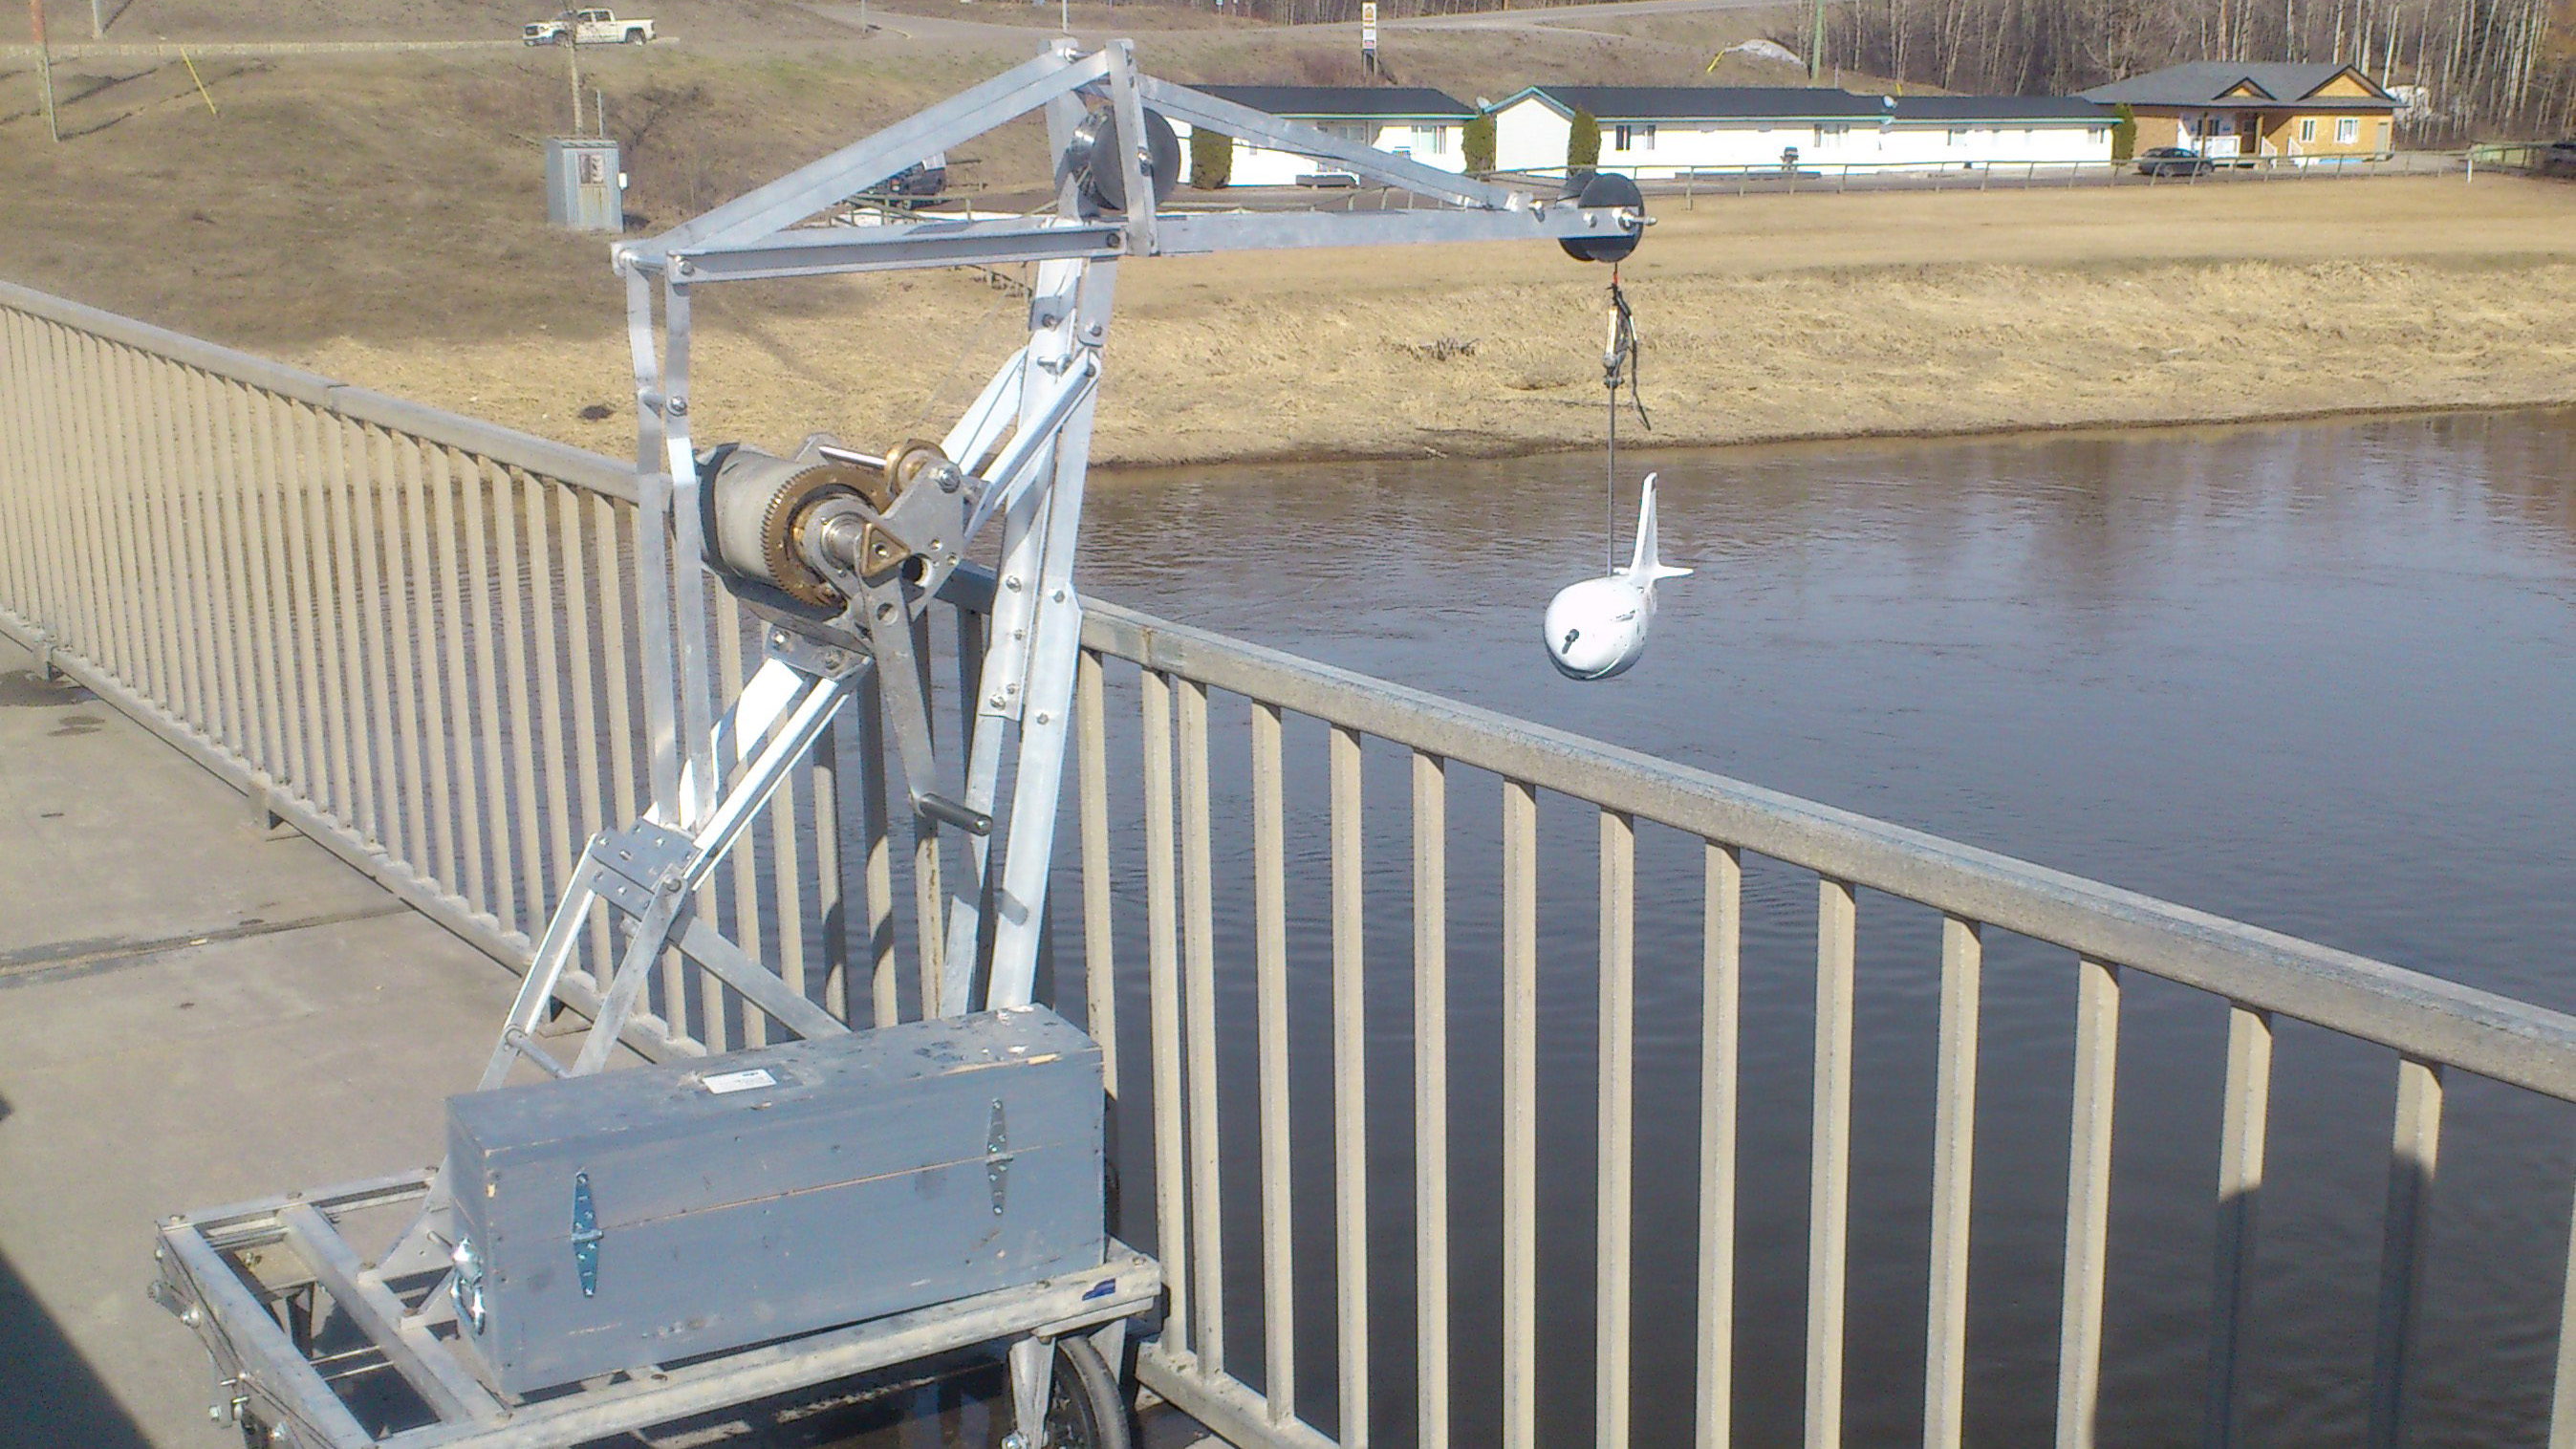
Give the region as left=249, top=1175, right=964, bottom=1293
left=148, top=43, right=1643, bottom=1449
left=608, top=39, right=1646, bottom=1027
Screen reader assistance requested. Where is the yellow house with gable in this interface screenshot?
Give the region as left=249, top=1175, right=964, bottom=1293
left=2078, top=62, right=2400, bottom=162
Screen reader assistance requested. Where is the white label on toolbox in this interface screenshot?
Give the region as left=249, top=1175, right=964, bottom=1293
left=702, top=1068, right=778, bottom=1095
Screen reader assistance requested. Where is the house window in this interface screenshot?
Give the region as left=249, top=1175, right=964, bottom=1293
left=2088, top=125, right=2110, bottom=140
left=1947, top=127, right=1969, bottom=145
left=1815, top=121, right=1851, bottom=146
left=1414, top=123, right=1449, bottom=155
left=1612, top=123, right=1655, bottom=151
left=2336, top=116, right=2359, bottom=143
left=2299, top=117, right=2318, bottom=142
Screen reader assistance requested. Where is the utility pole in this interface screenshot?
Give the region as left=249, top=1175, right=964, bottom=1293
left=560, top=8, right=583, bottom=134
left=29, top=0, right=58, bottom=141
left=88, top=0, right=98, bottom=37
left=1809, top=0, right=1825, bottom=79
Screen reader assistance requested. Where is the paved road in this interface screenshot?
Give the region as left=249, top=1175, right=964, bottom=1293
left=0, top=37, right=523, bottom=58
left=804, top=0, right=1800, bottom=44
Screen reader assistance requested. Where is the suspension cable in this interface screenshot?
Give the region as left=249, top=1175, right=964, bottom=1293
left=1602, top=267, right=1650, bottom=572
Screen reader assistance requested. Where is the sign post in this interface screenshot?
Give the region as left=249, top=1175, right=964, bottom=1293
left=1360, top=0, right=1376, bottom=75
left=28, top=0, right=57, bottom=142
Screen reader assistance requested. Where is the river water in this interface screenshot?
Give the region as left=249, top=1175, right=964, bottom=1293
left=1050, top=408, right=2576, bottom=1449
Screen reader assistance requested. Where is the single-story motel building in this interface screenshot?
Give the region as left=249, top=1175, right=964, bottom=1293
left=1174, top=85, right=1475, bottom=185
left=2077, top=62, right=2399, bottom=162
left=1488, top=85, right=2116, bottom=176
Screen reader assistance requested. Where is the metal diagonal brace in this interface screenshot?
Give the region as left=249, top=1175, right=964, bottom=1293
left=627, top=48, right=1111, bottom=266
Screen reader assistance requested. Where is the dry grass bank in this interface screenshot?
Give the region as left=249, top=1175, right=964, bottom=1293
left=298, top=177, right=2576, bottom=467
left=5, top=39, right=2574, bottom=468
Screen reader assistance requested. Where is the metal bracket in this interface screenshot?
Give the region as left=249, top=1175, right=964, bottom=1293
left=593, top=821, right=695, bottom=896
left=571, top=1172, right=602, bottom=1297
left=985, top=1098, right=1013, bottom=1216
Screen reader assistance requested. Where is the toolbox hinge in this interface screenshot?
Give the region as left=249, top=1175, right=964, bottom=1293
left=572, top=1172, right=603, bottom=1296
left=985, top=1099, right=1012, bottom=1217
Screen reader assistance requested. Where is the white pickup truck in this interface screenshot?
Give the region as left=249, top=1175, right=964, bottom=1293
left=522, top=10, right=655, bottom=45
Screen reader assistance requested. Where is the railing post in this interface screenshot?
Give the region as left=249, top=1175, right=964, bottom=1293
left=1924, top=916, right=1982, bottom=1449
left=1596, top=809, right=1636, bottom=1449
left=2204, top=1005, right=2273, bottom=1449
left=2367, top=1057, right=2444, bottom=1449
left=1502, top=776, right=1539, bottom=1449
left=1414, top=750, right=1449, bottom=1449
left=1252, top=699, right=1295, bottom=1423
left=2056, top=958, right=2121, bottom=1449
left=1807, top=876, right=1857, bottom=1449
left=1698, top=842, right=1743, bottom=1449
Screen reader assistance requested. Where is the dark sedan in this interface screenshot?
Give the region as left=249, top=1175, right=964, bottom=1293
left=2135, top=146, right=2215, bottom=177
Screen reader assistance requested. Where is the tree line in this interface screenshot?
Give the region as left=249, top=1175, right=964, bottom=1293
left=1810, top=0, right=2573, bottom=136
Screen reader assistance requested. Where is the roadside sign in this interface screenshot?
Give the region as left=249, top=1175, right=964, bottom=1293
left=1361, top=1, right=1377, bottom=54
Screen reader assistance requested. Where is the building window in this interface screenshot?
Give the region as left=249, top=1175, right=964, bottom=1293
left=2088, top=125, right=2109, bottom=140
left=1611, top=123, right=1655, bottom=151
left=1948, top=127, right=1969, bottom=145
left=2336, top=116, right=2359, bottom=143
left=1815, top=121, right=1851, bottom=146
left=2299, top=117, right=2318, bottom=142
left=1414, top=123, right=1450, bottom=155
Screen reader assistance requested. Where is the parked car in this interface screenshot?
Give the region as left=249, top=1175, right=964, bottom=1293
left=1294, top=169, right=1361, bottom=188
left=2135, top=146, right=2214, bottom=177
left=523, top=9, right=654, bottom=45
left=851, top=153, right=949, bottom=208
left=2544, top=140, right=2576, bottom=177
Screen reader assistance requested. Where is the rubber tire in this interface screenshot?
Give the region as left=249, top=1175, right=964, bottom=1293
left=1036, top=1336, right=1131, bottom=1449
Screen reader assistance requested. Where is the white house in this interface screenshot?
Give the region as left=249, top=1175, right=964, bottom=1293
left=1172, top=85, right=1475, bottom=187
left=1489, top=85, right=2115, bottom=177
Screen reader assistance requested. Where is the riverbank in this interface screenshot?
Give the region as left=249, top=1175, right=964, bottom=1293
left=282, top=177, right=2576, bottom=469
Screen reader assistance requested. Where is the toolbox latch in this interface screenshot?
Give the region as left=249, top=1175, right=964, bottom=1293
left=985, top=1099, right=1012, bottom=1217
left=572, top=1172, right=603, bottom=1296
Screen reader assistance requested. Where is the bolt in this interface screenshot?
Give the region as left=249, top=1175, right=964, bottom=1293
left=772, top=631, right=790, bottom=647
left=988, top=693, right=1007, bottom=708
left=1006, top=682, right=1020, bottom=695
left=1051, top=589, right=1068, bottom=602
left=820, top=650, right=846, bottom=671
left=181, top=1305, right=203, bottom=1327
left=667, top=397, right=688, bottom=417
left=1005, top=575, right=1023, bottom=592
left=1033, top=711, right=1051, bottom=725
left=675, top=258, right=696, bottom=276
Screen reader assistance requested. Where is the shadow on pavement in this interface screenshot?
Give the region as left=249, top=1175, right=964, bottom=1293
left=0, top=1241, right=155, bottom=1449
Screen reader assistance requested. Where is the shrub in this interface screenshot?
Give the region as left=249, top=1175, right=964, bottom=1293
left=2112, top=102, right=2138, bottom=162
left=1568, top=108, right=1602, bottom=172
left=1463, top=111, right=1497, bottom=174
left=1189, top=125, right=1233, bottom=189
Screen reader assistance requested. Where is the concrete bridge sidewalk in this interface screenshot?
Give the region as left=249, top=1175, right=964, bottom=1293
left=0, top=632, right=517, bottom=1448
left=0, top=632, right=1217, bottom=1449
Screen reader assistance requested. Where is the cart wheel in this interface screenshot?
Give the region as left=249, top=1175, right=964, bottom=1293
left=1040, top=1336, right=1131, bottom=1449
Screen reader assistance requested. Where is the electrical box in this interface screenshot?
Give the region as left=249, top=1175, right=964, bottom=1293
left=443, top=1006, right=1104, bottom=1396
left=544, top=137, right=624, bottom=233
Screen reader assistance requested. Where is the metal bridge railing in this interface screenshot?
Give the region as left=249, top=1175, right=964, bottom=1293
left=6, top=280, right=2576, bottom=1449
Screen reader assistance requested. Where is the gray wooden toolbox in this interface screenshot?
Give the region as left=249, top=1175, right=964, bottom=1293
left=444, top=1005, right=1103, bottom=1397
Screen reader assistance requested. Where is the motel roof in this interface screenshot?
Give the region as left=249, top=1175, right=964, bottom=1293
left=1499, top=85, right=2112, bottom=125
left=1191, top=85, right=1475, bottom=120
left=2078, top=62, right=2399, bottom=109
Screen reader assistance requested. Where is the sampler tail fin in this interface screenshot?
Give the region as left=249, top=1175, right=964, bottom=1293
left=1628, top=473, right=1692, bottom=583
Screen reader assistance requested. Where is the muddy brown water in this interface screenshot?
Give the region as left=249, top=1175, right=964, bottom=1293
left=1038, top=406, right=2576, bottom=1449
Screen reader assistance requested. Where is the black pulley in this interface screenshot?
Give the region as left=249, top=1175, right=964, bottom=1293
left=1068, top=104, right=1181, bottom=215
left=1558, top=169, right=1645, bottom=264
